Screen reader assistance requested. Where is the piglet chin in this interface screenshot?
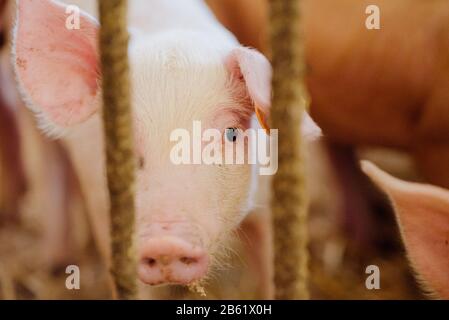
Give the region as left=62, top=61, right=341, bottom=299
left=138, top=236, right=209, bottom=286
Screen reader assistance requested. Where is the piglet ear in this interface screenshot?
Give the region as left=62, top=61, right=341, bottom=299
left=225, top=47, right=321, bottom=139
left=362, top=161, right=449, bottom=299
left=226, top=47, right=271, bottom=132
left=13, top=0, right=100, bottom=128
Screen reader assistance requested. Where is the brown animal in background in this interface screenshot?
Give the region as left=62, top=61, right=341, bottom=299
left=209, top=0, right=449, bottom=247
left=210, top=0, right=449, bottom=169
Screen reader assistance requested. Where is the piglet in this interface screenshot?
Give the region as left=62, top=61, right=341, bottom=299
left=362, top=161, right=449, bottom=299
left=12, top=0, right=319, bottom=297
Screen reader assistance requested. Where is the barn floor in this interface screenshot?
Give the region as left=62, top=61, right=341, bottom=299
left=0, top=202, right=424, bottom=300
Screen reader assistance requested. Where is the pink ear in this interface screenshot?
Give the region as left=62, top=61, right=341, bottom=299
left=13, top=0, right=100, bottom=127
left=225, top=47, right=321, bottom=139
left=225, top=47, right=272, bottom=115
left=362, top=161, right=449, bottom=299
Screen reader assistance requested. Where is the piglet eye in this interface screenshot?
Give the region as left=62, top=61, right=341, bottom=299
left=225, top=128, right=238, bottom=142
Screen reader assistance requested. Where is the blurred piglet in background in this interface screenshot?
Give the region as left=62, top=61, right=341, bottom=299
left=363, top=161, right=449, bottom=299
left=6, top=0, right=320, bottom=298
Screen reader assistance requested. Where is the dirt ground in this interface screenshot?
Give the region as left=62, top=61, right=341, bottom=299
left=0, top=170, right=425, bottom=300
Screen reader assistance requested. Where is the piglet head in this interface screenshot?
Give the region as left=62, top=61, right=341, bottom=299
left=13, top=0, right=320, bottom=287
left=131, top=41, right=319, bottom=286
left=130, top=41, right=278, bottom=286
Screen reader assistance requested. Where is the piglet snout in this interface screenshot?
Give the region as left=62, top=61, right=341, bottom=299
left=138, top=237, right=209, bottom=286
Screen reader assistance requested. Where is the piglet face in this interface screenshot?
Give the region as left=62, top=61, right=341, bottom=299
left=129, top=34, right=266, bottom=284
left=12, top=0, right=320, bottom=287
left=13, top=0, right=267, bottom=287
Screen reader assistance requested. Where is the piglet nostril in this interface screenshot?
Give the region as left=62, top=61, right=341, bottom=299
left=145, top=257, right=157, bottom=267
left=180, top=256, right=198, bottom=265
left=138, top=236, right=209, bottom=285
